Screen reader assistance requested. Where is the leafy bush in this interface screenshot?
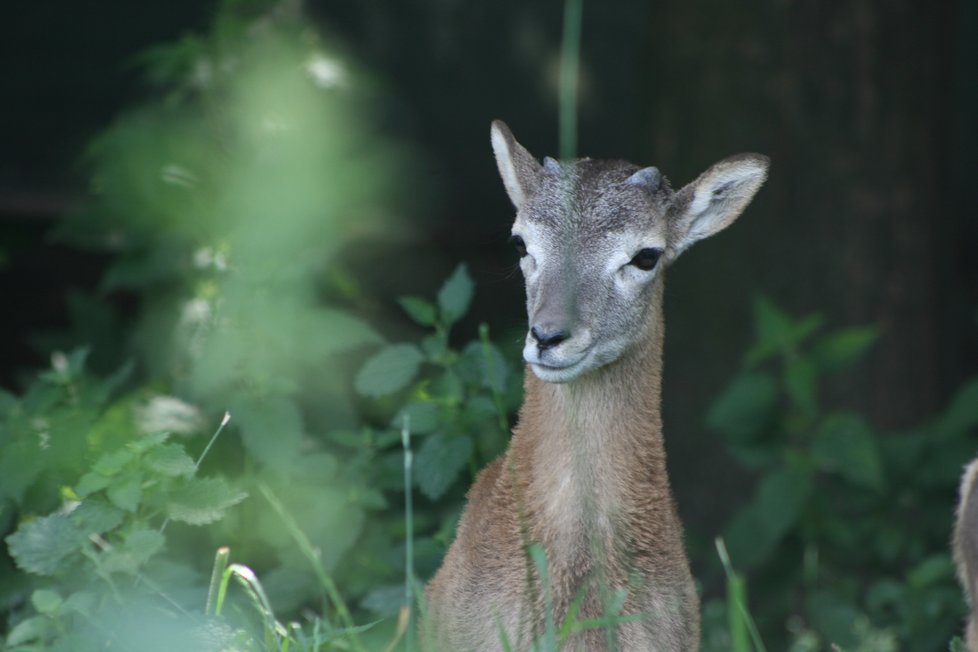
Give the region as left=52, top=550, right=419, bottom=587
left=704, top=297, right=977, bottom=651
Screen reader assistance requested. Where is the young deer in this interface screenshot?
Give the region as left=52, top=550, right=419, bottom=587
left=954, top=458, right=978, bottom=651
left=425, top=121, right=768, bottom=651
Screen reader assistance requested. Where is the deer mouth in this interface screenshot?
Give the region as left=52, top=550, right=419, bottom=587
left=524, top=348, right=592, bottom=383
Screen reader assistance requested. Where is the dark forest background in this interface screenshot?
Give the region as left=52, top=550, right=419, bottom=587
left=1, top=0, right=976, bottom=649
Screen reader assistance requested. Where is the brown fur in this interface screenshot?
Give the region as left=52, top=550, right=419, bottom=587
left=425, top=281, right=698, bottom=651
left=954, top=458, right=978, bottom=651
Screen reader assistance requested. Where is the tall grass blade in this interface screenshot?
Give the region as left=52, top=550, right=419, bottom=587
left=716, top=537, right=767, bottom=652
left=559, top=0, right=584, bottom=160
left=205, top=546, right=231, bottom=616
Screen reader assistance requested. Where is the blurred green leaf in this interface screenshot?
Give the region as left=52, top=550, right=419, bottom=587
left=144, top=443, right=196, bottom=477
left=103, top=529, right=166, bottom=574
left=724, top=466, right=812, bottom=568
left=415, top=433, right=474, bottom=500
left=107, top=472, right=143, bottom=512
left=354, top=344, right=424, bottom=398
left=907, top=554, right=954, bottom=590
left=746, top=296, right=823, bottom=366
left=92, top=449, right=134, bottom=476
left=6, top=514, right=85, bottom=576
left=167, top=477, right=247, bottom=525
left=706, top=372, right=778, bottom=443
left=230, top=396, right=304, bottom=469
left=392, top=400, right=440, bottom=435
left=812, top=326, right=877, bottom=373
left=812, top=414, right=884, bottom=491
left=5, top=615, right=48, bottom=646
left=30, top=589, right=62, bottom=615
left=785, top=357, right=817, bottom=416
left=437, top=263, right=474, bottom=326
left=69, top=498, right=125, bottom=535
left=936, top=378, right=978, bottom=435
left=398, top=296, right=437, bottom=327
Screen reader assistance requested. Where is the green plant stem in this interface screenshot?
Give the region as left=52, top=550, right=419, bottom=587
left=160, top=411, right=231, bottom=534
left=258, top=483, right=362, bottom=647
left=402, top=415, right=415, bottom=652
left=206, top=546, right=231, bottom=616
left=716, top=538, right=767, bottom=652
left=559, top=0, right=584, bottom=160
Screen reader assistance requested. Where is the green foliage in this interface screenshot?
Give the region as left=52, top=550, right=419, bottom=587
left=707, top=296, right=976, bottom=651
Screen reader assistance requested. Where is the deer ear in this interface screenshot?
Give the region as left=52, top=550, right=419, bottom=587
left=669, top=153, right=769, bottom=255
left=491, top=120, right=543, bottom=211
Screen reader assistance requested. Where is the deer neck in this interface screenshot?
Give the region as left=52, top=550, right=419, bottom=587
left=511, top=281, right=673, bottom=564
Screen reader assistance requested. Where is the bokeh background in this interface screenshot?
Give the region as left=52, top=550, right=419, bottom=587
left=1, top=0, right=976, bottom=650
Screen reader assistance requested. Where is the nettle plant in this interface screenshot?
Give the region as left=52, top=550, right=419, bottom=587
left=1, top=351, right=249, bottom=650
left=705, top=297, right=978, bottom=651
left=348, top=263, right=522, bottom=616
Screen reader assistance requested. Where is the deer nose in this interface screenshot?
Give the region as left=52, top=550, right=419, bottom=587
left=531, top=326, right=570, bottom=350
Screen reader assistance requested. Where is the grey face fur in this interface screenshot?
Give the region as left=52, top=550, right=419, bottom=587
left=491, top=120, right=769, bottom=383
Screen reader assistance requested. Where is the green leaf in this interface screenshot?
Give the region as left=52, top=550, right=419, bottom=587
left=76, top=471, right=111, bottom=497
left=398, top=296, right=437, bottom=327
left=5, top=615, right=48, bottom=646
left=392, top=400, right=440, bottom=435
left=705, top=372, right=778, bottom=443
left=92, top=449, right=134, bottom=476
left=937, top=378, right=978, bottom=435
left=415, top=433, right=474, bottom=500
left=167, top=477, right=247, bottom=525
left=103, top=529, right=166, bottom=574
left=812, top=326, right=877, bottom=373
left=70, top=498, right=125, bottom=534
left=128, top=431, right=171, bottom=454
left=144, top=443, right=196, bottom=477
left=107, top=472, right=143, bottom=512
left=724, top=466, right=813, bottom=568
left=812, top=414, right=884, bottom=490
left=6, top=514, right=85, bottom=575
left=30, top=589, right=62, bottom=615
left=437, top=263, right=474, bottom=326
left=785, top=356, right=817, bottom=417
left=907, top=554, right=954, bottom=589
left=745, top=296, right=824, bottom=366
left=354, top=344, right=424, bottom=398
left=230, top=396, right=304, bottom=469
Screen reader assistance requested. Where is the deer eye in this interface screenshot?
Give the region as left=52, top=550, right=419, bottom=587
left=629, top=248, right=663, bottom=271
left=509, top=234, right=528, bottom=257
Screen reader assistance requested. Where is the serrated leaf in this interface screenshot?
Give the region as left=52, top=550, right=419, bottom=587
left=144, top=443, right=196, bottom=477
left=437, top=263, right=474, bottom=326
left=5, top=615, right=48, bottom=646
left=107, top=472, right=143, bottom=512
left=103, top=529, right=166, bottom=574
left=415, top=433, right=473, bottom=500
left=76, top=471, right=111, bottom=497
left=128, top=431, right=171, bottom=454
left=70, top=498, right=125, bottom=534
left=705, top=372, right=778, bottom=443
left=167, top=477, right=247, bottom=525
left=30, top=589, right=62, bottom=615
left=812, top=326, right=877, bottom=373
left=392, top=400, right=440, bottom=435
left=230, top=396, right=303, bottom=469
left=812, top=414, right=884, bottom=490
left=6, top=514, right=85, bottom=575
left=354, top=344, right=424, bottom=398
left=398, top=296, right=437, bottom=326
left=92, top=449, right=134, bottom=476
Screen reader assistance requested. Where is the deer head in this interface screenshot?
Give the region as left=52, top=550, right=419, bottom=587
left=491, top=120, right=769, bottom=383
